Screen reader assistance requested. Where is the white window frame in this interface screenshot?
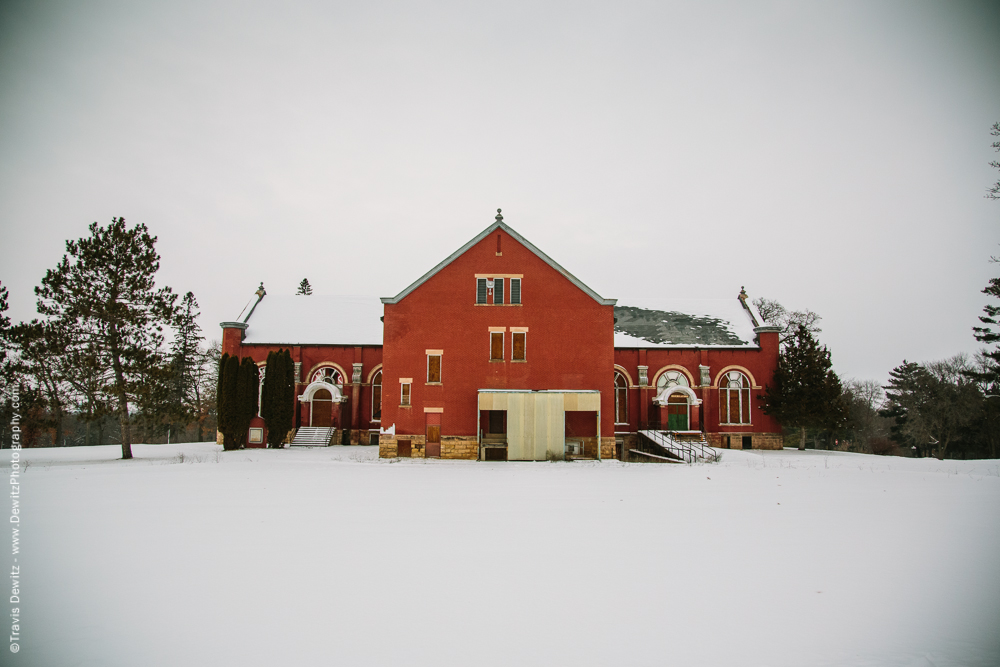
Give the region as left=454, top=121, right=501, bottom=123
left=719, top=371, right=752, bottom=425
left=511, top=331, right=526, bottom=361
left=400, top=382, right=411, bottom=407
left=426, top=354, right=442, bottom=383
left=371, top=370, right=382, bottom=422
left=614, top=371, right=628, bottom=425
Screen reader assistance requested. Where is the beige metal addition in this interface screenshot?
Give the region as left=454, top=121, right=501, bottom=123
left=478, top=390, right=601, bottom=461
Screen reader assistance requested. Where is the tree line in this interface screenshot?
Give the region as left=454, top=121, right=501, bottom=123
left=0, top=219, right=219, bottom=456
left=753, top=123, right=1000, bottom=459
left=753, top=294, right=998, bottom=460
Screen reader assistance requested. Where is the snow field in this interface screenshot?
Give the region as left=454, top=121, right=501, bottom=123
left=6, top=444, right=1000, bottom=666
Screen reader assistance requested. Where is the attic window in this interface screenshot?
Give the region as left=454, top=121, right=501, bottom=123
left=475, top=276, right=522, bottom=305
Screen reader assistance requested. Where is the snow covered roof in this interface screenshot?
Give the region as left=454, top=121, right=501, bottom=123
left=614, top=297, right=765, bottom=348
left=240, top=295, right=383, bottom=346
left=381, top=213, right=617, bottom=307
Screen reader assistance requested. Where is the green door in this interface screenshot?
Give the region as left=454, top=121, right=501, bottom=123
left=667, top=411, right=688, bottom=431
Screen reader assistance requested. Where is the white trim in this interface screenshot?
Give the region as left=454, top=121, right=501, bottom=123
left=511, top=330, right=526, bottom=361
left=299, top=381, right=346, bottom=403
left=713, top=366, right=758, bottom=389
left=613, top=365, right=635, bottom=387
left=490, top=331, right=504, bottom=361
left=306, top=362, right=347, bottom=386
left=400, top=382, right=411, bottom=406
left=371, top=369, right=382, bottom=422
left=381, top=220, right=616, bottom=306
left=427, top=353, right=442, bottom=382
left=652, top=365, right=695, bottom=389
left=653, top=385, right=702, bottom=406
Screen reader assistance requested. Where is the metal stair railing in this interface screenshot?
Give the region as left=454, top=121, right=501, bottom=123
left=291, top=426, right=334, bottom=446
left=638, top=430, right=720, bottom=463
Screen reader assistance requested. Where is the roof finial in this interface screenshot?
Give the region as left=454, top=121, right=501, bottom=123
left=256, top=282, right=266, bottom=298
left=495, top=208, right=503, bottom=223
left=738, top=286, right=747, bottom=302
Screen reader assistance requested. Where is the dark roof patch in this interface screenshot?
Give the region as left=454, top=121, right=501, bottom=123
left=614, top=306, right=750, bottom=346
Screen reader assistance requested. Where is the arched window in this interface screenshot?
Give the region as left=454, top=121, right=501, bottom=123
left=311, top=367, right=343, bottom=385
left=614, top=372, right=628, bottom=424
left=656, top=370, right=690, bottom=391
left=719, top=371, right=751, bottom=424
left=371, top=371, right=382, bottom=422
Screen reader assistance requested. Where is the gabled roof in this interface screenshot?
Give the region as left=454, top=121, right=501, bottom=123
left=613, top=297, right=763, bottom=348
left=241, top=294, right=383, bottom=345
left=380, top=215, right=617, bottom=306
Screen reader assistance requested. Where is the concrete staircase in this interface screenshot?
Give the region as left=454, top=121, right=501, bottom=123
left=637, top=430, right=720, bottom=463
left=290, top=427, right=334, bottom=447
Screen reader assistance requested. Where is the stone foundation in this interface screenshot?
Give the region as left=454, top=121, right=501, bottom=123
left=601, top=436, right=616, bottom=459
left=441, top=437, right=479, bottom=459
left=705, top=432, right=783, bottom=450
left=379, top=435, right=620, bottom=460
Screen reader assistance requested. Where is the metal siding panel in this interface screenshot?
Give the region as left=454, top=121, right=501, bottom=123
left=543, top=393, right=566, bottom=460
left=577, top=393, right=601, bottom=411
left=507, top=393, right=528, bottom=460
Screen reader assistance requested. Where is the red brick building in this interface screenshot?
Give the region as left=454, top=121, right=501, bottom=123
left=222, top=211, right=782, bottom=458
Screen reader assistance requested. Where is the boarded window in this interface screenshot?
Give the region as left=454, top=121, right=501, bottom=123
left=400, top=383, right=411, bottom=406
left=614, top=372, right=628, bottom=424
left=371, top=371, right=382, bottom=421
left=427, top=355, right=441, bottom=383
left=490, top=332, right=504, bottom=361
left=494, top=278, right=504, bottom=304
left=397, top=439, right=411, bottom=457
left=510, top=278, right=521, bottom=304
left=719, top=371, right=751, bottom=424
left=512, top=332, right=526, bottom=361
left=477, top=278, right=487, bottom=304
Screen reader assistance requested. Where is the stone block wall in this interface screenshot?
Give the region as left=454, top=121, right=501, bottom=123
left=600, top=436, right=616, bottom=459
left=705, top=432, right=783, bottom=450
left=379, top=434, right=427, bottom=458
left=441, top=436, right=479, bottom=459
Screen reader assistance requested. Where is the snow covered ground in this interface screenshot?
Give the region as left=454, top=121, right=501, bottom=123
left=5, top=443, right=1000, bottom=667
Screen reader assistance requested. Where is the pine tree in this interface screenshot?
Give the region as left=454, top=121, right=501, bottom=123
left=988, top=121, right=1000, bottom=200
left=260, top=350, right=275, bottom=434
left=760, top=324, right=847, bottom=450
left=296, top=279, right=313, bottom=295
left=971, top=276, right=1000, bottom=388
left=883, top=356, right=981, bottom=459
left=263, top=348, right=294, bottom=447
left=166, top=292, right=205, bottom=437
left=234, top=356, right=259, bottom=448
left=34, top=218, right=178, bottom=459
left=0, top=281, right=10, bottom=371
left=218, top=354, right=239, bottom=450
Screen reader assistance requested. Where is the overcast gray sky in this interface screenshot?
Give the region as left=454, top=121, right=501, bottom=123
left=1, top=0, right=998, bottom=382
